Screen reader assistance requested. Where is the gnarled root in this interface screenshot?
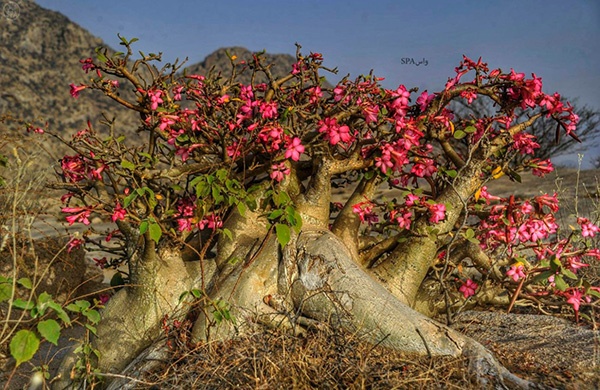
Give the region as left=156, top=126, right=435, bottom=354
left=289, top=229, right=543, bottom=389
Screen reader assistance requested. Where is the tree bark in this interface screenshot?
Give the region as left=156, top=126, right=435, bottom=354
left=370, top=161, right=487, bottom=308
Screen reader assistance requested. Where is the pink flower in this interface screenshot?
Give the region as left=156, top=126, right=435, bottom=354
left=173, top=86, right=184, bottom=101
left=26, top=126, right=45, bottom=134
left=309, top=86, right=323, bottom=104
left=405, top=194, right=420, bottom=207
left=411, top=158, right=436, bottom=177
left=259, top=101, right=278, bottom=119
left=352, top=201, right=379, bottom=225
left=459, top=279, right=478, bottom=298
left=530, top=158, right=554, bottom=177
left=69, top=83, right=87, bottom=98
left=512, top=132, right=540, bottom=155
left=148, top=90, right=164, bottom=111
left=460, top=89, right=477, bottom=104
left=158, top=115, right=178, bottom=131
left=199, top=214, right=223, bottom=230
left=506, top=264, right=526, bottom=282
left=284, top=137, right=305, bottom=161
left=578, top=217, right=599, bottom=237
left=270, top=163, right=290, bottom=182
left=362, top=104, right=380, bottom=124
left=318, top=118, right=353, bottom=146
left=416, top=90, right=435, bottom=111
left=390, top=210, right=412, bottom=229
left=79, top=57, right=95, bottom=73
left=566, top=288, right=583, bottom=313
left=67, top=237, right=84, bottom=253
left=427, top=203, right=446, bottom=223
left=62, top=206, right=92, bottom=225
left=177, top=218, right=195, bottom=232
left=111, top=202, right=127, bottom=222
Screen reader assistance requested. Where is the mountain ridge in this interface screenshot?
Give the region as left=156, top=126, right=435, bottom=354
left=0, top=0, right=300, bottom=160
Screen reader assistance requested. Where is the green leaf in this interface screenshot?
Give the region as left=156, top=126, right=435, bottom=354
left=121, top=159, right=136, bottom=171
left=293, top=210, right=303, bottom=232
left=554, top=275, right=568, bottom=292
left=275, top=191, right=290, bottom=207
left=445, top=169, right=458, bottom=178
left=464, top=228, right=475, bottom=239
left=561, top=268, right=578, bottom=280
left=0, top=280, right=12, bottom=302
left=191, top=289, right=203, bottom=298
left=195, top=181, right=209, bottom=197
left=464, top=125, right=477, bottom=133
left=533, top=270, right=554, bottom=284
left=95, top=47, right=108, bottom=63
left=76, top=300, right=91, bottom=311
left=268, top=209, right=284, bottom=221
left=37, top=319, right=61, bottom=346
left=236, top=202, right=247, bottom=217
left=212, top=186, right=224, bottom=204
left=83, top=309, right=101, bottom=325
left=47, top=301, right=71, bottom=325
left=12, top=298, right=35, bottom=310
left=149, top=222, right=162, bottom=243
left=110, top=272, right=125, bottom=287
left=38, top=292, right=52, bottom=305
left=587, top=288, right=600, bottom=299
left=275, top=223, right=291, bottom=248
left=222, top=228, right=233, bottom=242
left=10, top=330, right=40, bottom=367
left=65, top=303, right=81, bottom=313
left=453, top=130, right=467, bottom=139
left=139, top=220, right=149, bottom=234
left=123, top=192, right=138, bottom=208
left=17, top=278, right=32, bottom=289
left=85, top=324, right=98, bottom=336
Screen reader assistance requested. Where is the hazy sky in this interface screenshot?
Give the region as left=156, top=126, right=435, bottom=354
left=31, top=0, right=600, bottom=165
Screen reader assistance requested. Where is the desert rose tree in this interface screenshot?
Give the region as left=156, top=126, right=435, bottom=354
left=46, top=37, right=598, bottom=388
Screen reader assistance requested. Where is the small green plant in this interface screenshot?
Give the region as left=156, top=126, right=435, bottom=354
left=1, top=278, right=71, bottom=366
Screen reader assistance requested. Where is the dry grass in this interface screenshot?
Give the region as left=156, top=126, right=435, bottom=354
left=134, top=325, right=480, bottom=390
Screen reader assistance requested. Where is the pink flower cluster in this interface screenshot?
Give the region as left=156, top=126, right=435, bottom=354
left=318, top=118, right=354, bottom=146
left=352, top=200, right=379, bottom=225
left=578, top=217, right=600, bottom=237
left=459, top=279, right=478, bottom=298
left=478, top=193, right=559, bottom=251
left=61, top=154, right=107, bottom=183
left=174, top=197, right=222, bottom=232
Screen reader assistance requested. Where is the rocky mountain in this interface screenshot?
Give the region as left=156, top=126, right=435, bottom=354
left=0, top=0, right=131, bottom=145
left=184, top=46, right=298, bottom=86
left=0, top=0, right=300, bottom=161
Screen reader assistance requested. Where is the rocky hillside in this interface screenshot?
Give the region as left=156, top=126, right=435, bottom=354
left=0, top=0, right=301, bottom=161
left=184, top=46, right=299, bottom=86
left=0, top=0, right=132, bottom=143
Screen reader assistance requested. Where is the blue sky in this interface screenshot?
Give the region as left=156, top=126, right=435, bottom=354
left=33, top=0, right=600, bottom=165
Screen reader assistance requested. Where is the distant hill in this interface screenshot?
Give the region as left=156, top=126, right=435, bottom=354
left=184, top=46, right=299, bottom=86
left=0, top=0, right=303, bottom=161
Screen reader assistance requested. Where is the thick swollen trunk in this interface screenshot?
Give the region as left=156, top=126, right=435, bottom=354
left=371, top=162, right=487, bottom=308
left=56, top=201, right=532, bottom=389
left=53, top=240, right=193, bottom=389
left=192, top=227, right=533, bottom=388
